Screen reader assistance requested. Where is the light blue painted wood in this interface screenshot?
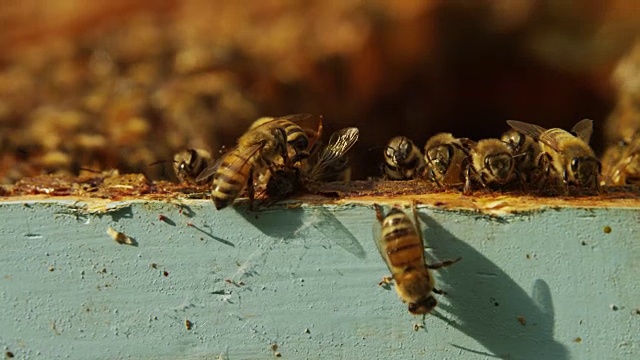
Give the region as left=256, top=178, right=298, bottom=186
left=0, top=199, right=638, bottom=359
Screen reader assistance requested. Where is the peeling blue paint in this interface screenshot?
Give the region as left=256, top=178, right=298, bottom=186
left=0, top=200, right=638, bottom=359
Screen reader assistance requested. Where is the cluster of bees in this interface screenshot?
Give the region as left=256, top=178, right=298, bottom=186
left=170, top=113, right=640, bottom=213
left=384, top=119, right=639, bottom=194
left=169, top=114, right=358, bottom=210
left=163, top=114, right=640, bottom=315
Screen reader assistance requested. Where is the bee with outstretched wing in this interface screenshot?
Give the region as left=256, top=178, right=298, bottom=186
left=506, top=119, right=600, bottom=193
left=197, top=114, right=322, bottom=210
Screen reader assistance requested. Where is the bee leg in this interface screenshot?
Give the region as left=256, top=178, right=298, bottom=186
left=462, top=159, right=476, bottom=196
left=537, top=152, right=557, bottom=193
left=247, top=171, right=256, bottom=211
left=463, top=165, right=472, bottom=195
left=411, top=200, right=422, bottom=238
left=427, top=256, right=462, bottom=270
left=516, top=169, right=528, bottom=192
left=374, top=204, right=385, bottom=223
left=432, top=288, right=447, bottom=295
left=378, top=276, right=394, bottom=287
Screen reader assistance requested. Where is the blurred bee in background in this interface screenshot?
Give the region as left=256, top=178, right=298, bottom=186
left=197, top=114, right=321, bottom=210
left=601, top=132, right=640, bottom=186
left=373, top=202, right=461, bottom=315
left=501, top=128, right=542, bottom=186
left=506, top=119, right=601, bottom=193
left=264, top=127, right=359, bottom=205
left=383, top=136, right=425, bottom=180
left=463, top=138, right=517, bottom=195
left=172, top=148, right=213, bottom=183
left=423, top=133, right=470, bottom=188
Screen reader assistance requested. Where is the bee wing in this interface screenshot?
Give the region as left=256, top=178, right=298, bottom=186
left=194, top=143, right=263, bottom=182
left=309, top=127, right=359, bottom=179
left=506, top=120, right=566, bottom=151
left=506, top=120, right=547, bottom=140
left=194, top=150, right=229, bottom=182
left=571, top=119, right=594, bottom=144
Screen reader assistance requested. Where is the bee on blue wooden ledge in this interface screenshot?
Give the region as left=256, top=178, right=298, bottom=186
left=373, top=202, right=461, bottom=315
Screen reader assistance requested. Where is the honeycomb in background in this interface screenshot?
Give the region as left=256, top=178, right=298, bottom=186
left=0, top=0, right=639, bottom=184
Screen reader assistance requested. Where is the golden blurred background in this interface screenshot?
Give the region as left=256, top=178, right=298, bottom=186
left=1, top=0, right=639, bottom=182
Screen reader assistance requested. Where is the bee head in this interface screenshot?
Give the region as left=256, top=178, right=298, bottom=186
left=484, top=152, right=514, bottom=182
left=426, top=145, right=453, bottom=175
left=266, top=168, right=301, bottom=199
left=407, top=296, right=438, bottom=315
left=501, top=129, right=525, bottom=152
left=385, top=137, right=410, bottom=164
left=570, top=156, right=600, bottom=188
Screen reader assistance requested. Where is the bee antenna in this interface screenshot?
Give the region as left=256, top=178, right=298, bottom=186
left=148, top=159, right=178, bottom=167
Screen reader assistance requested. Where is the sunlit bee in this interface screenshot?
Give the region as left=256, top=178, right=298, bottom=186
left=602, top=133, right=640, bottom=185
left=501, top=128, right=542, bottom=183
left=197, top=114, right=321, bottom=210
left=172, top=148, right=212, bottom=183
left=506, top=119, right=600, bottom=193
left=263, top=127, right=359, bottom=205
left=423, top=133, right=469, bottom=187
left=373, top=203, right=461, bottom=315
left=383, top=136, right=425, bottom=180
left=250, top=114, right=323, bottom=163
left=464, top=138, right=516, bottom=194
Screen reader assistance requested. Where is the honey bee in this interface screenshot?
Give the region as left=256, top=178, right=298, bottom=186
left=463, top=138, right=517, bottom=195
left=506, top=119, right=601, bottom=193
left=602, top=133, right=640, bottom=185
left=172, top=148, right=212, bottom=183
left=383, top=136, right=425, bottom=180
left=250, top=114, right=323, bottom=163
left=263, top=127, right=359, bottom=205
left=501, top=128, right=542, bottom=185
left=423, top=133, right=470, bottom=187
left=373, top=203, right=461, bottom=315
left=196, top=114, right=321, bottom=209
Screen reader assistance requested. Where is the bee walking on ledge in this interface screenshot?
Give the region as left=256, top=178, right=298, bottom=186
left=373, top=203, right=461, bottom=315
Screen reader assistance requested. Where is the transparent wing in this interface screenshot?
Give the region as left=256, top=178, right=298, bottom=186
left=506, top=120, right=566, bottom=152
left=571, top=119, right=593, bottom=144
left=309, top=127, right=359, bottom=179
left=506, top=120, right=547, bottom=140
left=194, top=143, right=263, bottom=182
left=195, top=148, right=232, bottom=182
